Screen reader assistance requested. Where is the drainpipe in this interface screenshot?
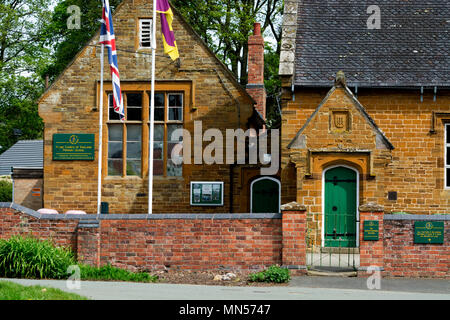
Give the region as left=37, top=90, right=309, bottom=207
left=229, top=164, right=235, bottom=213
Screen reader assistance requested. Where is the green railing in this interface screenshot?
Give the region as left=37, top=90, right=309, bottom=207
left=306, top=214, right=359, bottom=271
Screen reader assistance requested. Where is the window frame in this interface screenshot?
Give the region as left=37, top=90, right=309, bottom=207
left=101, top=82, right=190, bottom=180
left=149, top=91, right=184, bottom=177
left=445, top=123, right=450, bottom=189
left=107, top=92, right=144, bottom=177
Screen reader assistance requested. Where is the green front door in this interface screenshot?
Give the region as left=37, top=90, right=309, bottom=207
left=251, top=178, right=280, bottom=213
left=324, top=167, right=357, bottom=247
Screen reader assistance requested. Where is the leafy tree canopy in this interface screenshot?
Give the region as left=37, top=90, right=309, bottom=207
left=0, top=0, right=53, bottom=153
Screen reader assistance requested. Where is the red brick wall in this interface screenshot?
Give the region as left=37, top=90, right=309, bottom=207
left=1, top=205, right=448, bottom=278
left=99, top=218, right=282, bottom=272
left=383, top=218, right=449, bottom=278
left=0, top=207, right=78, bottom=252
left=0, top=205, right=282, bottom=272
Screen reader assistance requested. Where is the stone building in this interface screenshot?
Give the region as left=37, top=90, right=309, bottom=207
left=279, top=0, right=449, bottom=247
left=38, top=0, right=278, bottom=214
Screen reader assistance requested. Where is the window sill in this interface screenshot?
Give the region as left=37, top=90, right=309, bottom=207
left=107, top=120, right=143, bottom=124
left=104, top=176, right=184, bottom=181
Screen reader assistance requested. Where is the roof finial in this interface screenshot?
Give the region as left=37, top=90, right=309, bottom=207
left=335, top=71, right=346, bottom=87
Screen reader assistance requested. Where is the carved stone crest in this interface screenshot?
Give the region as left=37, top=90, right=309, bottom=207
left=331, top=111, right=350, bottom=132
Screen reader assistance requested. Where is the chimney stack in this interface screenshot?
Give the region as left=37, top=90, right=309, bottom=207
left=247, top=22, right=266, bottom=121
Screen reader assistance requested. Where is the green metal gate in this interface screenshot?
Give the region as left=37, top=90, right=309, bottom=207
left=306, top=166, right=359, bottom=271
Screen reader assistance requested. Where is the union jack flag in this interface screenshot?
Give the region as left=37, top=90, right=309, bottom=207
left=100, top=0, right=125, bottom=121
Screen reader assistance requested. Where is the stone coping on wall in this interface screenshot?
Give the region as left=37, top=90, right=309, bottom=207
left=384, top=214, right=450, bottom=221
left=0, top=203, right=281, bottom=221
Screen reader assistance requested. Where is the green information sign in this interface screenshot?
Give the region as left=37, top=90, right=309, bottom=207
left=414, top=221, right=444, bottom=244
left=53, top=134, right=95, bottom=161
left=191, top=182, right=224, bottom=206
left=363, top=220, right=379, bottom=241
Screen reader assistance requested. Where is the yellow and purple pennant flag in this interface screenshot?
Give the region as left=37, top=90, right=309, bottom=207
left=156, top=0, right=179, bottom=60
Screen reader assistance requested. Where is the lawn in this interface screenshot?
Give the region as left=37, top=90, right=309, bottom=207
left=0, top=281, right=88, bottom=300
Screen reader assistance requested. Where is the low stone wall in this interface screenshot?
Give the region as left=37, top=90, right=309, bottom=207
left=383, top=215, right=449, bottom=278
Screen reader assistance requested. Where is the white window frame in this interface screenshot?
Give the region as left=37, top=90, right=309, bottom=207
left=445, top=123, right=450, bottom=189
left=139, top=18, right=152, bottom=49
left=167, top=93, right=184, bottom=122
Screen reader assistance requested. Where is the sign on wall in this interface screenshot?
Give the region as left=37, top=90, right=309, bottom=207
left=190, top=182, right=224, bottom=206
left=414, top=221, right=444, bottom=244
left=363, top=220, right=379, bottom=241
left=53, top=134, right=95, bottom=161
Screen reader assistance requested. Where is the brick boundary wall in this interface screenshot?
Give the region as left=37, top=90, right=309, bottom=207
left=382, top=214, right=449, bottom=279
left=0, top=203, right=282, bottom=273
left=0, top=203, right=448, bottom=278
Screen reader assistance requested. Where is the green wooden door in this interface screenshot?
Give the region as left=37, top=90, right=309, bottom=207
left=251, top=178, right=280, bottom=213
left=324, top=167, right=357, bottom=247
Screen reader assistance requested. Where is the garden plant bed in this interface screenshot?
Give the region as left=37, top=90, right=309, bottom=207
left=152, top=270, right=290, bottom=287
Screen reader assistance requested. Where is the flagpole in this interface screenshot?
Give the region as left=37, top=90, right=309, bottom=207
left=97, top=44, right=105, bottom=216
left=149, top=0, right=157, bottom=215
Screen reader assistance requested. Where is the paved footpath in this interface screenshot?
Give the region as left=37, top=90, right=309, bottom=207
left=1, top=276, right=449, bottom=300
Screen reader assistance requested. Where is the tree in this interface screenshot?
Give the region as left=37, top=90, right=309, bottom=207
left=42, top=0, right=122, bottom=82
left=172, top=0, right=283, bottom=126
left=0, top=0, right=53, bottom=154
left=172, top=0, right=283, bottom=85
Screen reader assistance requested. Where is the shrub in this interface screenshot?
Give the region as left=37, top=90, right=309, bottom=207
left=0, top=236, right=76, bottom=279
left=0, top=180, right=12, bottom=202
left=79, top=264, right=158, bottom=283
left=248, top=265, right=290, bottom=283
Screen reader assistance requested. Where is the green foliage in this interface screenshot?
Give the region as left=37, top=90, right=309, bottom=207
left=248, top=265, right=290, bottom=283
left=0, top=236, right=76, bottom=279
left=43, top=0, right=122, bottom=82
left=172, top=0, right=284, bottom=84
left=264, top=44, right=281, bottom=128
left=0, top=180, right=12, bottom=202
left=0, top=76, right=44, bottom=154
left=0, top=236, right=157, bottom=283
left=0, top=0, right=51, bottom=154
left=0, top=280, right=88, bottom=300
left=79, top=263, right=158, bottom=283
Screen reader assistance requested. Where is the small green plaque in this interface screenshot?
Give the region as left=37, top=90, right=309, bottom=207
left=53, top=134, right=95, bottom=161
left=414, top=221, right=444, bottom=244
left=364, top=220, right=379, bottom=241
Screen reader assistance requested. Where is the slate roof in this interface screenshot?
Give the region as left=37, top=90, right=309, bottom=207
left=294, top=0, right=450, bottom=87
left=0, top=140, right=43, bottom=176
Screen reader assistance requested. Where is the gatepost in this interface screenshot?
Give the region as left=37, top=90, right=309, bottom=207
left=358, top=202, right=384, bottom=277
left=280, top=202, right=307, bottom=275
left=77, top=219, right=101, bottom=267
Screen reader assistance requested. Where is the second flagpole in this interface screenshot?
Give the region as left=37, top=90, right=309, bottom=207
left=148, top=0, right=157, bottom=215
left=98, top=43, right=104, bottom=216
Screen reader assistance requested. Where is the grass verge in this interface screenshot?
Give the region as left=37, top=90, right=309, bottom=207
left=0, top=280, right=88, bottom=300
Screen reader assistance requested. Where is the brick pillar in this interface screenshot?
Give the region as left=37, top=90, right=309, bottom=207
left=77, top=220, right=100, bottom=267
left=281, top=202, right=307, bottom=275
left=358, top=203, right=384, bottom=277
left=246, top=22, right=266, bottom=120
